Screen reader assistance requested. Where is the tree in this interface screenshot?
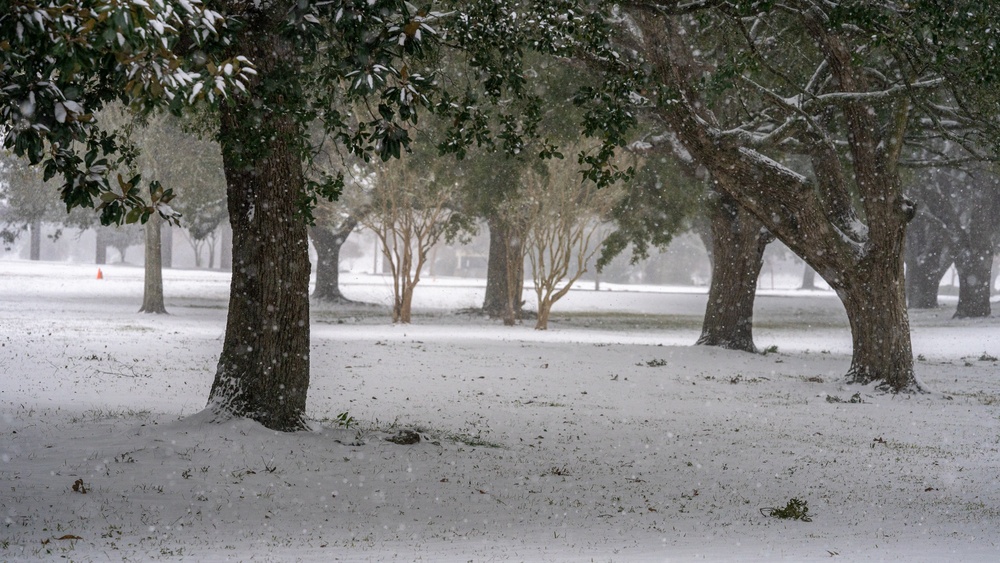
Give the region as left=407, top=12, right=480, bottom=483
left=4, top=0, right=441, bottom=430
left=586, top=2, right=1000, bottom=391
left=139, top=212, right=167, bottom=313
left=695, top=185, right=773, bottom=352
left=363, top=154, right=469, bottom=323
left=905, top=163, right=1000, bottom=317
left=523, top=145, right=624, bottom=330
left=309, top=158, right=372, bottom=304
left=905, top=208, right=953, bottom=309
left=0, top=152, right=55, bottom=259
left=599, top=134, right=760, bottom=352
left=2, top=0, right=637, bottom=430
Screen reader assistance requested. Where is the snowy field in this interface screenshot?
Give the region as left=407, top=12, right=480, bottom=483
left=2, top=259, right=1000, bottom=562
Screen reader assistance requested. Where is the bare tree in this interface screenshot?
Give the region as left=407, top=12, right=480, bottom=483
left=363, top=158, right=468, bottom=324
left=523, top=151, right=624, bottom=330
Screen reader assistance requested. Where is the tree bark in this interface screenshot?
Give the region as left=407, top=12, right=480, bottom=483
left=840, top=245, right=914, bottom=388
left=483, top=215, right=524, bottom=321
left=952, top=181, right=999, bottom=318
left=696, top=189, right=771, bottom=353
left=139, top=213, right=168, bottom=314
left=29, top=219, right=41, bottom=261
left=535, top=301, right=553, bottom=330
left=207, top=31, right=311, bottom=432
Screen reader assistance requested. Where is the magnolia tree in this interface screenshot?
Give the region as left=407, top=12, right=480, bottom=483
left=2, top=0, right=647, bottom=430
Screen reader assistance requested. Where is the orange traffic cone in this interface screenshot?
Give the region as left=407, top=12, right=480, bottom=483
left=96, top=268, right=104, bottom=280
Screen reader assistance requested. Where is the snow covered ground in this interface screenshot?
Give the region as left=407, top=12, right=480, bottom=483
left=2, top=259, right=1000, bottom=562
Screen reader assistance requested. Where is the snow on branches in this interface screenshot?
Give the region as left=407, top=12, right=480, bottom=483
left=1, top=0, right=254, bottom=225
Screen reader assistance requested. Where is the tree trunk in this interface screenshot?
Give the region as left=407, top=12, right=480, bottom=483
left=207, top=33, right=311, bottom=432
left=483, top=215, right=524, bottom=320
left=398, top=284, right=414, bottom=324
left=535, top=300, right=552, bottom=330
left=904, top=211, right=951, bottom=308
left=29, top=219, right=41, bottom=261
left=952, top=187, right=999, bottom=318
left=95, top=228, right=107, bottom=265
left=800, top=265, right=816, bottom=290
left=220, top=223, right=233, bottom=271
left=310, top=226, right=350, bottom=302
left=992, top=255, right=1000, bottom=296
left=139, top=213, right=167, bottom=314
left=161, top=221, right=173, bottom=269
left=696, top=189, right=771, bottom=353
left=953, top=247, right=993, bottom=318
left=840, top=251, right=915, bottom=390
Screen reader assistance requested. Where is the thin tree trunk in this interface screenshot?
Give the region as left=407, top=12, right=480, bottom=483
left=535, top=301, right=552, bottom=330
left=95, top=229, right=107, bottom=265
left=29, top=219, right=41, bottom=261
left=799, top=264, right=816, bottom=290
left=696, top=189, right=771, bottom=353
left=399, top=285, right=414, bottom=324
left=207, top=33, right=311, bottom=431
left=139, top=213, right=167, bottom=314
left=161, top=221, right=173, bottom=269
left=220, top=223, right=232, bottom=271
left=992, top=255, right=1000, bottom=296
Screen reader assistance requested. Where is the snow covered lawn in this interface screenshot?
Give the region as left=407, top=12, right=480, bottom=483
left=2, top=260, right=999, bottom=561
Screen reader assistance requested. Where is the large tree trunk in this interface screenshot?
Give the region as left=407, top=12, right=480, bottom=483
left=29, top=219, right=41, bottom=260
left=905, top=212, right=951, bottom=309
left=310, top=226, right=349, bottom=302
left=309, top=212, right=361, bottom=303
left=483, top=215, right=525, bottom=321
left=207, top=33, right=311, bottom=432
left=953, top=247, right=993, bottom=318
left=139, top=213, right=167, bottom=314
left=696, top=189, right=771, bottom=353
left=629, top=10, right=920, bottom=391
left=839, top=245, right=915, bottom=390
left=952, top=185, right=999, bottom=318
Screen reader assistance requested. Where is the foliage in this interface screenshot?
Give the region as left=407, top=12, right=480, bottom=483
left=334, top=412, right=356, bottom=430
left=760, top=498, right=812, bottom=522
left=1, top=0, right=254, bottom=225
